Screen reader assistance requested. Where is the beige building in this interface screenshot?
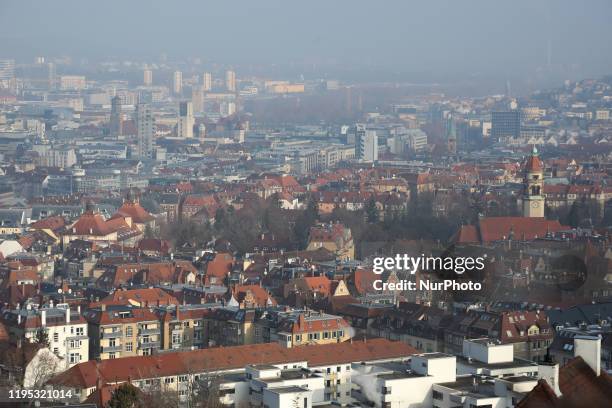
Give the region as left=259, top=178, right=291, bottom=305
left=84, top=306, right=161, bottom=360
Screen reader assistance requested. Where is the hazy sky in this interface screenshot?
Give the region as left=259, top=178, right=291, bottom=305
left=1, top=0, right=612, bottom=79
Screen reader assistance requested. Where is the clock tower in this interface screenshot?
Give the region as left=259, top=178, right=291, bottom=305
left=522, top=145, right=545, bottom=217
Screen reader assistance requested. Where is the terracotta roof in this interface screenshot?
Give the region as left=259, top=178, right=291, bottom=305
left=301, top=276, right=332, bottom=297
left=30, top=215, right=66, bottom=232
left=114, top=201, right=154, bottom=224
left=525, top=155, right=543, bottom=172
left=480, top=217, right=567, bottom=242
left=93, top=288, right=178, bottom=307
left=69, top=211, right=113, bottom=236
left=205, top=253, right=233, bottom=280
left=50, top=339, right=417, bottom=389
left=232, top=285, right=276, bottom=307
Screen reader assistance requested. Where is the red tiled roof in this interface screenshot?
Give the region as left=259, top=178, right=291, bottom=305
left=49, top=339, right=417, bottom=389
left=525, top=155, right=543, bottom=172
left=69, top=211, right=113, bottom=236
left=478, top=217, right=567, bottom=243
left=92, top=288, right=178, bottom=307
left=114, top=201, right=154, bottom=224
left=30, top=215, right=66, bottom=232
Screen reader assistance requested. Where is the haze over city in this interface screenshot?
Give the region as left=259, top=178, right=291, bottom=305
left=0, top=1, right=611, bottom=408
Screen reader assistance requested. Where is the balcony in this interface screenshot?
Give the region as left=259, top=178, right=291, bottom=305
left=102, top=329, right=123, bottom=338
left=138, top=327, right=160, bottom=335
left=101, top=344, right=122, bottom=353
left=139, top=339, right=160, bottom=348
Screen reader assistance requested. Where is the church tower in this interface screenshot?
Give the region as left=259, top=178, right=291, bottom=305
left=522, top=145, right=545, bottom=217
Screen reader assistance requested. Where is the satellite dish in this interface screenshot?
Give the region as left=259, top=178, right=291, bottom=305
left=58, top=289, right=63, bottom=294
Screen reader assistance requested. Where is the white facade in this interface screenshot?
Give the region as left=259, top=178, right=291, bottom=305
left=173, top=71, right=183, bottom=95
left=358, top=130, right=378, bottom=162
left=203, top=72, right=212, bottom=91
left=226, top=70, right=236, bottom=92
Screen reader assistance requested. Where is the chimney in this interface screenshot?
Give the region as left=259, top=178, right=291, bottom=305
left=77, top=305, right=81, bottom=314
left=65, top=307, right=71, bottom=323
left=41, top=310, right=47, bottom=327
left=538, top=350, right=561, bottom=396
left=17, top=314, right=21, bottom=324
left=574, top=335, right=601, bottom=376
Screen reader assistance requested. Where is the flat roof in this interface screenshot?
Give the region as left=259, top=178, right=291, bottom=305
left=266, top=386, right=309, bottom=394
left=457, top=355, right=538, bottom=370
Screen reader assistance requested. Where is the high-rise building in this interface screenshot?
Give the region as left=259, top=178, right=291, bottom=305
left=136, top=103, right=154, bottom=159
left=47, top=62, right=57, bottom=90
left=491, top=110, right=520, bottom=142
left=192, top=86, right=204, bottom=113
left=357, top=127, right=378, bottom=162
left=177, top=101, right=194, bottom=139
left=225, top=70, right=236, bottom=92
left=173, top=71, right=183, bottom=95
left=143, top=68, right=153, bottom=86
left=109, top=96, right=122, bottom=138
left=0, top=59, right=15, bottom=87
left=203, top=72, right=212, bottom=91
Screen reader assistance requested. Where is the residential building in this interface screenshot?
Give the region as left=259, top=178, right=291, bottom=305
left=1, top=304, right=88, bottom=369
left=84, top=306, right=161, bottom=360
left=136, top=103, right=154, bottom=159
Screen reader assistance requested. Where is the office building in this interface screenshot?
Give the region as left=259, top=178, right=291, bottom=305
left=492, top=110, right=521, bottom=142
left=191, top=86, right=204, bottom=113
left=109, top=96, right=122, bottom=138
left=177, top=101, right=194, bottom=139
left=203, top=72, right=212, bottom=91
left=48, top=62, right=57, bottom=89
left=143, top=68, right=153, bottom=86
left=226, top=70, right=236, bottom=92
left=60, top=75, right=86, bottom=90
left=173, top=70, right=182, bottom=95
left=0, top=59, right=15, bottom=87
left=136, top=103, right=154, bottom=159
left=357, top=127, right=378, bottom=162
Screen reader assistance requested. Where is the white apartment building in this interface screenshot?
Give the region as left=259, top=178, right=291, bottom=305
left=358, top=129, right=378, bottom=162
left=1, top=304, right=89, bottom=369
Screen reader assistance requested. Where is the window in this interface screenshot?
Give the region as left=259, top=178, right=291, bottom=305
left=346, top=365, right=350, bottom=371
left=178, top=375, right=187, bottom=382
left=126, top=342, right=133, bottom=352
left=69, top=353, right=80, bottom=364
left=336, top=366, right=341, bottom=372
left=164, top=378, right=174, bottom=384
left=53, top=333, right=59, bottom=342
left=125, top=327, right=133, bottom=337
left=109, top=339, right=116, bottom=347
left=382, top=386, right=392, bottom=395
left=109, top=352, right=116, bottom=359
left=433, top=390, right=443, bottom=400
